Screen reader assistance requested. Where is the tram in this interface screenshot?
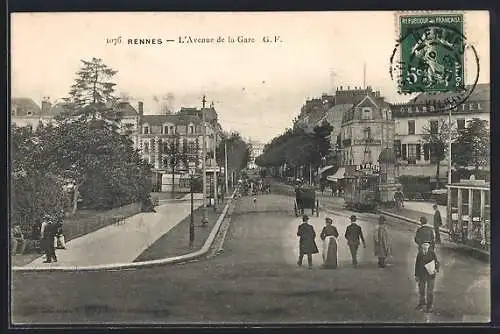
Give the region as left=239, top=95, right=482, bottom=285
left=446, top=178, right=490, bottom=254
left=343, top=163, right=380, bottom=212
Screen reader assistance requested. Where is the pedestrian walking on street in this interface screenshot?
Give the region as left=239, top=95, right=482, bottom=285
left=414, top=216, right=435, bottom=252
left=345, top=215, right=366, bottom=267
left=320, top=217, right=339, bottom=269
left=41, top=215, right=57, bottom=263
left=433, top=204, right=442, bottom=244
left=297, top=215, right=319, bottom=269
left=415, top=242, right=440, bottom=313
left=373, top=215, right=391, bottom=268
left=394, top=188, right=405, bottom=210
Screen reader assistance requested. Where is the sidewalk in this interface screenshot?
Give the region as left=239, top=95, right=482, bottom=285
left=22, top=200, right=203, bottom=269
left=380, top=204, right=450, bottom=234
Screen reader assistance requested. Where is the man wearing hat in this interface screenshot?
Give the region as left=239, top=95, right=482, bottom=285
left=345, top=215, right=366, bottom=267
left=296, top=215, right=319, bottom=269
left=40, top=214, right=57, bottom=263
left=432, top=204, right=442, bottom=244
left=414, top=241, right=440, bottom=312
left=373, top=215, right=391, bottom=268
left=415, top=216, right=435, bottom=252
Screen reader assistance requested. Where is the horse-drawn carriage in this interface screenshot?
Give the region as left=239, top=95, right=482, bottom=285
left=294, top=186, right=319, bottom=217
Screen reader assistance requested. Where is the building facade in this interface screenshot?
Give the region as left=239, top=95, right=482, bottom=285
left=136, top=103, right=223, bottom=192
left=340, top=91, right=395, bottom=168
left=248, top=140, right=265, bottom=170
left=391, top=83, right=490, bottom=179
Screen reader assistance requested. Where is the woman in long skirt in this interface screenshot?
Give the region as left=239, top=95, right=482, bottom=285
left=320, top=217, right=339, bottom=269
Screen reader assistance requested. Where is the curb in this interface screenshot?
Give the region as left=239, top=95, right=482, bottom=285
left=379, top=210, right=450, bottom=234
left=12, top=188, right=239, bottom=273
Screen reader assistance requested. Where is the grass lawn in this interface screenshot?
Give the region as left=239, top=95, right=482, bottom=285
left=134, top=200, right=227, bottom=262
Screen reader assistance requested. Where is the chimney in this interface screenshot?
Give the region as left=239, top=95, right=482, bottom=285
left=41, top=98, right=51, bottom=116
left=138, top=101, right=144, bottom=116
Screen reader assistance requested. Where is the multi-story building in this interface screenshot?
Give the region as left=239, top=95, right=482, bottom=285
left=335, top=88, right=394, bottom=180
left=11, top=97, right=60, bottom=130
left=390, top=83, right=490, bottom=180
left=248, top=140, right=265, bottom=170
left=136, top=102, right=223, bottom=192
left=294, top=94, right=335, bottom=133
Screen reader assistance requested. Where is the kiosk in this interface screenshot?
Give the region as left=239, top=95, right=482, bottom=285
left=447, top=177, right=490, bottom=253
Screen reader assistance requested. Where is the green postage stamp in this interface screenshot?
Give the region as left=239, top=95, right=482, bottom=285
left=397, top=13, right=465, bottom=93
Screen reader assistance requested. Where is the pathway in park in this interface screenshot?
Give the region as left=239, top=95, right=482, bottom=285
left=22, top=199, right=203, bottom=269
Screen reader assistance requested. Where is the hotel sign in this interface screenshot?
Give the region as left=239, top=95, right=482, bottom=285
left=392, top=101, right=488, bottom=117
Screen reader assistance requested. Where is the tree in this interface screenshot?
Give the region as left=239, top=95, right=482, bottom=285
left=452, top=118, right=490, bottom=171
left=163, top=135, right=188, bottom=195
left=422, top=119, right=456, bottom=188
left=57, top=58, right=120, bottom=126
left=216, top=132, right=251, bottom=185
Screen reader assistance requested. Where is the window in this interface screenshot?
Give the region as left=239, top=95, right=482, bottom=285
left=423, top=143, right=430, bottom=161
left=189, top=125, right=194, bottom=134
left=170, top=126, right=175, bottom=134
left=407, top=144, right=417, bottom=164
left=27, top=111, right=33, bottom=116
left=416, top=144, right=421, bottom=160
left=430, top=120, right=438, bottom=135
left=144, top=142, right=150, bottom=153
left=143, top=126, right=149, bottom=134
left=408, top=120, right=415, bottom=135
left=457, top=119, right=466, bottom=131
left=361, top=107, right=372, bottom=120
left=363, top=127, right=371, bottom=140
left=163, top=125, right=168, bottom=134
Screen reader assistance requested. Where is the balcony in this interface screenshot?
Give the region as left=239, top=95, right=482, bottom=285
left=353, top=139, right=382, bottom=145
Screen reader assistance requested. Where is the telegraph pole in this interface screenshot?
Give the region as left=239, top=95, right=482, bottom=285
left=201, top=95, right=208, bottom=226
left=448, top=107, right=453, bottom=185
left=224, top=139, right=229, bottom=195
left=213, top=122, right=218, bottom=211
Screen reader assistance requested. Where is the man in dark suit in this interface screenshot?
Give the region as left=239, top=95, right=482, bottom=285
left=345, top=215, right=366, bottom=267
left=415, top=216, right=435, bottom=253
left=433, top=204, right=442, bottom=244
left=297, top=215, right=319, bottom=269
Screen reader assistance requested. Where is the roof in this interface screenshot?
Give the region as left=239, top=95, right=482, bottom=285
left=11, top=98, right=41, bottom=116
left=142, top=114, right=202, bottom=126
left=115, top=102, right=138, bottom=117
left=411, top=83, right=490, bottom=104
left=319, top=103, right=352, bottom=126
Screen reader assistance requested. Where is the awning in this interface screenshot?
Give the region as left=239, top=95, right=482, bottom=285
left=318, top=165, right=335, bottom=175
left=326, top=167, right=346, bottom=181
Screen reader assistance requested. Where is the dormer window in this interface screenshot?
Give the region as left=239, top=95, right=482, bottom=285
left=363, top=127, right=371, bottom=139
left=189, top=124, right=195, bottom=134
left=143, top=125, right=149, bottom=134
left=163, top=125, right=169, bottom=134
left=361, top=107, right=372, bottom=120
left=170, top=126, right=175, bottom=134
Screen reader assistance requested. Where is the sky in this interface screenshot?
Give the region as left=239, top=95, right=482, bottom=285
left=11, top=11, right=490, bottom=143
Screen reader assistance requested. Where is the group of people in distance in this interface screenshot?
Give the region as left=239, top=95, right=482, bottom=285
left=296, top=214, right=388, bottom=270
left=296, top=204, right=443, bottom=313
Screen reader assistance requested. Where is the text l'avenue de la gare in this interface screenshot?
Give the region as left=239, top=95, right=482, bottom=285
left=106, top=35, right=283, bottom=46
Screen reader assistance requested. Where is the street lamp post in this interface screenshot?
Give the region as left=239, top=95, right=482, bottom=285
left=201, top=95, right=208, bottom=226
left=188, top=161, right=196, bottom=248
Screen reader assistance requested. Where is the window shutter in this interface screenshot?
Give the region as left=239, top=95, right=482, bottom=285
left=416, top=144, right=421, bottom=160
left=423, top=143, right=430, bottom=161
left=402, top=144, right=407, bottom=159
left=394, top=140, right=401, bottom=157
